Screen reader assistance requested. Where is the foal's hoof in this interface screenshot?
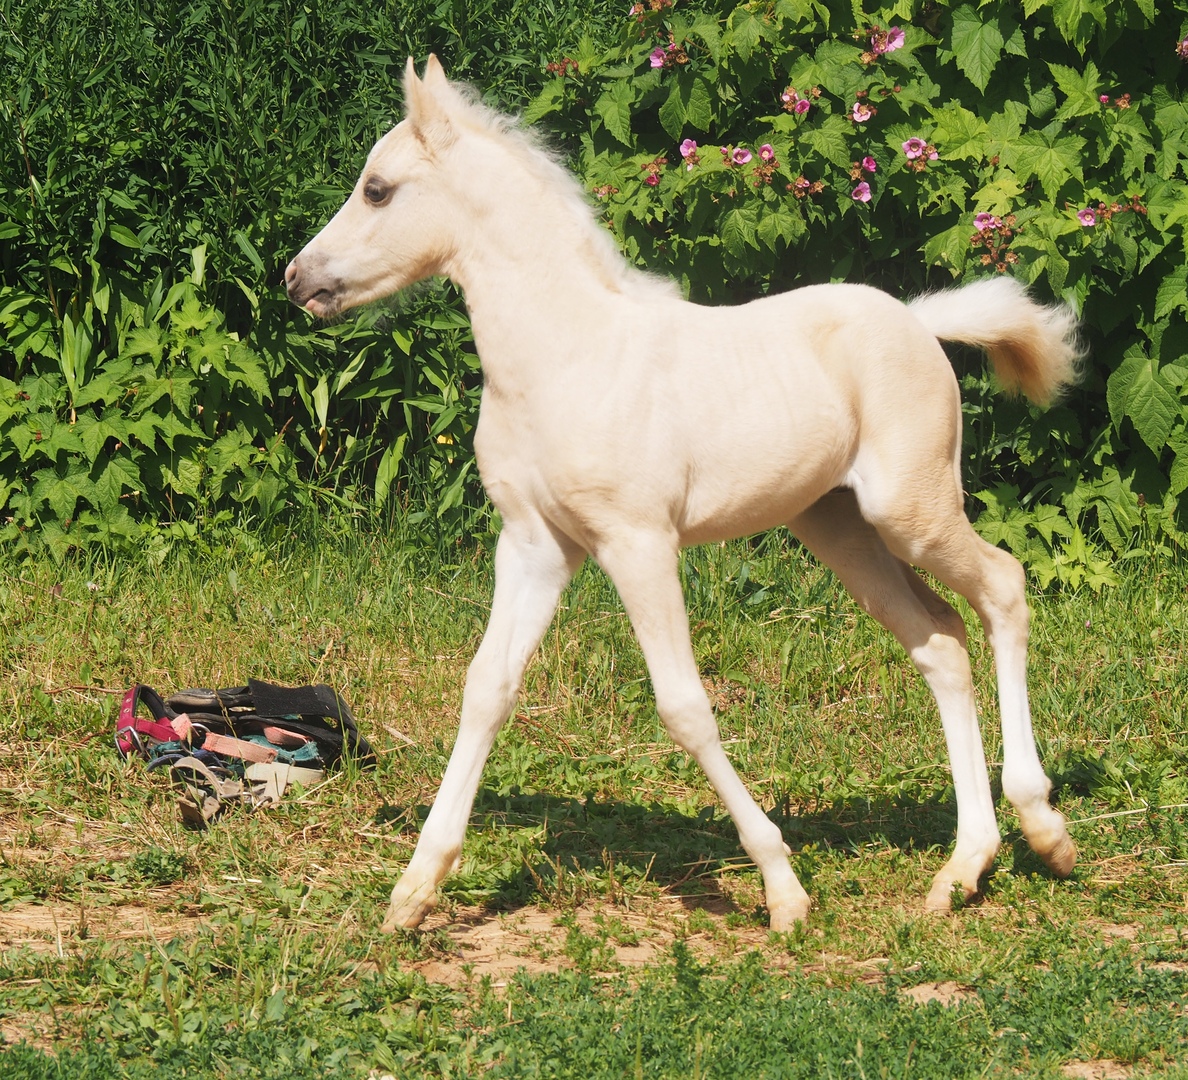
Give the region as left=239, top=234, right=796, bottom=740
left=924, top=876, right=976, bottom=914
left=1039, top=834, right=1077, bottom=878
left=381, top=879, right=438, bottom=933
left=1022, top=809, right=1077, bottom=878
left=769, top=895, right=811, bottom=932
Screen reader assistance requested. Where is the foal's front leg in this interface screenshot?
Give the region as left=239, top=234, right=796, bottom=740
left=382, top=522, right=583, bottom=932
left=597, top=533, right=810, bottom=930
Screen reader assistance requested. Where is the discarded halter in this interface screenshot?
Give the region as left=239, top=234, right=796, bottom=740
left=115, top=680, right=374, bottom=827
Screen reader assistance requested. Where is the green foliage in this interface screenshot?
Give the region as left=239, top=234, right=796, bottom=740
left=522, top=0, right=1188, bottom=582
left=5, top=0, right=1188, bottom=578
left=0, top=0, right=625, bottom=554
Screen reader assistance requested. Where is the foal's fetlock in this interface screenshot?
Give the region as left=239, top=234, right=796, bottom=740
left=381, top=877, right=439, bottom=933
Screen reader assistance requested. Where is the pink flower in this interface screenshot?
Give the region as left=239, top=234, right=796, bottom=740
left=852, top=102, right=873, bottom=123
left=870, top=25, right=905, bottom=55
left=1077, top=207, right=1096, bottom=226
left=852, top=181, right=872, bottom=203
left=1178, top=36, right=1188, bottom=59
left=861, top=155, right=877, bottom=173
left=644, top=173, right=660, bottom=187
left=928, top=149, right=938, bottom=160
left=680, top=138, right=698, bottom=158
left=973, top=212, right=1001, bottom=232
left=781, top=90, right=795, bottom=104
left=794, top=98, right=811, bottom=115
left=732, top=147, right=753, bottom=165
left=649, top=47, right=666, bottom=68
left=759, top=144, right=775, bottom=161
left=1099, top=94, right=1110, bottom=103
left=902, top=137, right=927, bottom=159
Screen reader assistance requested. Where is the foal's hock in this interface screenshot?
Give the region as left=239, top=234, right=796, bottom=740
left=287, top=56, right=1081, bottom=932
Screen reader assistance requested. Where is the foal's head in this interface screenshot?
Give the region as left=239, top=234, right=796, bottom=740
left=286, top=56, right=474, bottom=317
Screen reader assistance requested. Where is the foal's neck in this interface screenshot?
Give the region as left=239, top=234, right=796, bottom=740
left=447, top=195, right=629, bottom=386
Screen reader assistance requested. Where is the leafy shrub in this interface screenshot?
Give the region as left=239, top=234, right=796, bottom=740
left=522, top=0, right=1188, bottom=584
left=4, top=0, right=1188, bottom=583
left=0, top=0, right=622, bottom=553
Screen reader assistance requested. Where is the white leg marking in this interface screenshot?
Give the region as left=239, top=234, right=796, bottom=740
left=791, top=491, right=1001, bottom=912
left=597, top=533, right=810, bottom=930
left=382, top=522, right=583, bottom=932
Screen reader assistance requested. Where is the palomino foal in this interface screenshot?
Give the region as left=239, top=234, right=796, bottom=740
left=287, top=56, right=1079, bottom=932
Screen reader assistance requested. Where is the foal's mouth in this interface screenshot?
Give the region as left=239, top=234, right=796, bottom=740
left=299, top=288, right=339, bottom=318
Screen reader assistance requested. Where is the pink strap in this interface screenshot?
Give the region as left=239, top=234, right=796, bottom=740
left=116, top=686, right=178, bottom=751
left=202, top=732, right=278, bottom=764
left=260, top=725, right=309, bottom=749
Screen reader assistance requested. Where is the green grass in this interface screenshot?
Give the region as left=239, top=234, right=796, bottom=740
left=1, top=525, right=1187, bottom=1077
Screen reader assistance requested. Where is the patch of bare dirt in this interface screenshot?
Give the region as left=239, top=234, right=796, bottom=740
left=1059, top=1061, right=1132, bottom=1079
left=1097, top=923, right=1141, bottom=941
left=0, top=901, right=207, bottom=954
left=409, top=899, right=774, bottom=987
left=901, top=980, right=976, bottom=1007
left=1, top=1011, right=57, bottom=1052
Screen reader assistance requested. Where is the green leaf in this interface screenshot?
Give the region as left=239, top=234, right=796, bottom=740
left=720, top=205, right=759, bottom=259
left=1049, top=0, right=1108, bottom=45
left=756, top=204, right=803, bottom=251
left=1049, top=61, right=1101, bottom=121
left=107, top=223, right=141, bottom=249
left=32, top=461, right=95, bottom=520
left=1107, top=351, right=1181, bottom=454
left=523, top=79, right=566, bottom=125
left=973, top=173, right=1024, bottom=215
left=94, top=456, right=142, bottom=511
left=923, top=223, right=971, bottom=274
left=801, top=115, right=852, bottom=167
left=163, top=457, right=204, bottom=497
left=931, top=105, right=988, bottom=161
left=1154, top=264, right=1188, bottom=321
left=232, top=230, right=266, bottom=277
left=1008, top=128, right=1085, bottom=201
left=728, top=8, right=765, bottom=60
left=594, top=81, right=635, bottom=148
left=949, top=6, right=1004, bottom=92
left=657, top=75, right=713, bottom=139
left=1170, top=443, right=1188, bottom=495
left=77, top=410, right=129, bottom=463
left=374, top=434, right=408, bottom=507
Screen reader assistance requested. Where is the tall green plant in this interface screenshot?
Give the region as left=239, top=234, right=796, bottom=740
left=4, top=0, right=1188, bottom=580
left=0, top=0, right=626, bottom=554
left=522, top=0, right=1188, bottom=585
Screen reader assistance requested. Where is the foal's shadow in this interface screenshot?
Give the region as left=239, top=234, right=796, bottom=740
left=373, top=784, right=1027, bottom=917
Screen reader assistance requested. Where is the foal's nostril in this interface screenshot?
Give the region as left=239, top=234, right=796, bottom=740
left=284, top=259, right=300, bottom=295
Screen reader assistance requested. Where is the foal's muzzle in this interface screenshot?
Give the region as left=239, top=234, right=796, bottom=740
left=284, top=256, right=338, bottom=316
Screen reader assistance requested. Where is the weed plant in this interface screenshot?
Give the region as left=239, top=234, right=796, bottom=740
left=1, top=530, right=1186, bottom=1075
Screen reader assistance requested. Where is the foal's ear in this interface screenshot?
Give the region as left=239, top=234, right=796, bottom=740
left=403, top=55, right=456, bottom=153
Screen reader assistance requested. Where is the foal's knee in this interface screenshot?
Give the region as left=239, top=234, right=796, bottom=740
left=654, top=685, right=718, bottom=754
left=461, top=652, right=519, bottom=725
left=911, top=616, right=975, bottom=699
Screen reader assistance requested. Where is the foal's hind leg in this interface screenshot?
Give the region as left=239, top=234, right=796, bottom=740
left=790, top=490, right=1001, bottom=910
left=851, top=485, right=1077, bottom=888
left=596, top=531, right=811, bottom=929
left=382, top=519, right=584, bottom=932
left=910, top=524, right=1076, bottom=878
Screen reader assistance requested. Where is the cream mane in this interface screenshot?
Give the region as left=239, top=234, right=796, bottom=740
left=440, top=81, right=680, bottom=299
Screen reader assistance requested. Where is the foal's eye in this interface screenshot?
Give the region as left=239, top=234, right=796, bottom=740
left=363, top=179, right=393, bottom=205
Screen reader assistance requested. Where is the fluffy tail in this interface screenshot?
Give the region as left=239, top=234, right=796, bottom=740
left=908, top=277, right=1083, bottom=407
